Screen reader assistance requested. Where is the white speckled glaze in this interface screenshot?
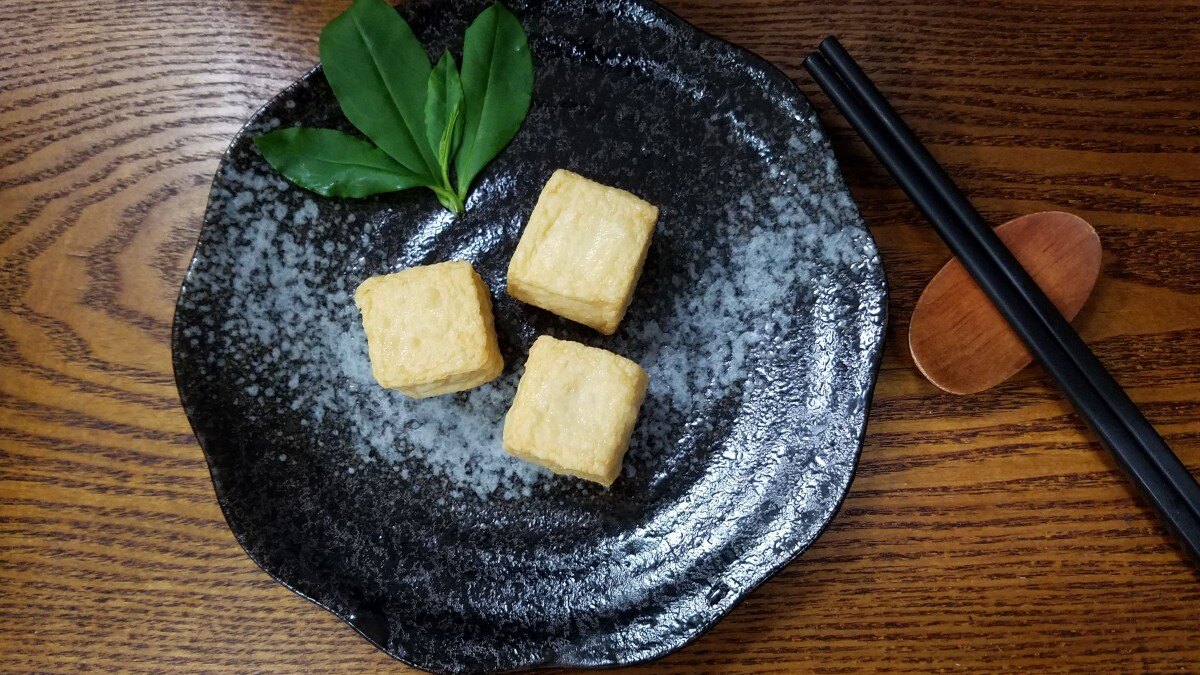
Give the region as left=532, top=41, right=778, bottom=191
left=173, top=0, right=887, bottom=671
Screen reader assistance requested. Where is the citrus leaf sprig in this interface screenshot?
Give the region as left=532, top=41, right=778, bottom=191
left=253, top=0, right=533, bottom=215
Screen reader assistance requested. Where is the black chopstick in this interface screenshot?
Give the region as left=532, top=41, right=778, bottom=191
left=815, top=37, right=1200, bottom=527
left=803, top=40, right=1200, bottom=563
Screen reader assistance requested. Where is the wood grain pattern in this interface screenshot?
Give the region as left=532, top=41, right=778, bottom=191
left=2, top=0, right=1198, bottom=672
left=910, top=212, right=1102, bottom=394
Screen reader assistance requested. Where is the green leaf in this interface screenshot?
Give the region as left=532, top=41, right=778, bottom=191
left=319, top=0, right=438, bottom=179
left=440, top=106, right=464, bottom=176
left=425, top=51, right=465, bottom=180
left=253, top=127, right=427, bottom=198
left=454, top=3, right=534, bottom=197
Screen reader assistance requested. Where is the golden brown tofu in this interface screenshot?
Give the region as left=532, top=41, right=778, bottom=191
left=507, top=170, right=659, bottom=334
left=354, top=261, right=503, bottom=398
left=502, top=336, right=648, bottom=485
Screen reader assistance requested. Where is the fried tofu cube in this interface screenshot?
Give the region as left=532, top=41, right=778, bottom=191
left=507, top=169, right=659, bottom=335
left=354, top=261, right=503, bottom=398
left=502, top=336, right=648, bottom=485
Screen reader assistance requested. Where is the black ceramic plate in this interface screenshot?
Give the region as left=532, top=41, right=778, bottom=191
left=173, top=0, right=886, bottom=671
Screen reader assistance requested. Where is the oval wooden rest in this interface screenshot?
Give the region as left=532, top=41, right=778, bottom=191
left=909, top=211, right=1102, bottom=395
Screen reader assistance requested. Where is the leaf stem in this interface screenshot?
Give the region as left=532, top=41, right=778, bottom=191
left=431, top=184, right=465, bottom=215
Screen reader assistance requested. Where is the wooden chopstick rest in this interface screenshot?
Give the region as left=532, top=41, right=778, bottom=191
left=909, top=211, right=1102, bottom=395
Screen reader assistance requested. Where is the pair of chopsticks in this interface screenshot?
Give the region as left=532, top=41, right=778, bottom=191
left=804, top=37, right=1200, bottom=563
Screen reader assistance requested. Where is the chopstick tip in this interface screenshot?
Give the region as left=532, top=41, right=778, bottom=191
left=818, top=35, right=843, bottom=51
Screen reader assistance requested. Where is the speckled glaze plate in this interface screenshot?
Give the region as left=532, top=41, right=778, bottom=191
left=172, top=0, right=886, bottom=671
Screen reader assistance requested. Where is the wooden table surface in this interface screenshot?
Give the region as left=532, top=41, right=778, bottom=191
left=4, top=0, right=1199, bottom=671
